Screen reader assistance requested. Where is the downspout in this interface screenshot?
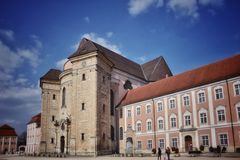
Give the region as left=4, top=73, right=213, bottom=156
left=152, top=99, right=157, bottom=150
left=226, top=79, right=236, bottom=152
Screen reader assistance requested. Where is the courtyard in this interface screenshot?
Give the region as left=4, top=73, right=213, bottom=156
left=1, top=154, right=240, bottom=160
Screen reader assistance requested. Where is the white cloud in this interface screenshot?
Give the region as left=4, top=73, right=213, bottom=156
left=199, top=0, right=224, bottom=7
left=128, top=0, right=164, bottom=16
left=84, top=16, right=90, bottom=23
left=136, top=56, right=147, bottom=63
left=56, top=58, right=68, bottom=70
left=167, top=0, right=199, bottom=19
left=31, top=34, right=42, bottom=48
left=0, top=29, right=14, bottom=41
left=106, top=32, right=113, bottom=38
left=16, top=77, right=28, bottom=85
left=17, top=48, right=41, bottom=68
left=82, top=32, right=122, bottom=54
left=0, top=71, right=13, bottom=81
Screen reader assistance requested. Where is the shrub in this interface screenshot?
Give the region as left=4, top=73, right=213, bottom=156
left=175, top=147, right=179, bottom=153
left=200, top=145, right=204, bottom=151
left=152, top=148, right=156, bottom=154
left=209, top=146, right=213, bottom=152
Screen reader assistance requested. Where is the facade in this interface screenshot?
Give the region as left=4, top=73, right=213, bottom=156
left=26, top=113, right=41, bottom=154
left=0, top=124, right=18, bottom=154
left=39, top=38, right=172, bottom=155
left=118, top=54, right=240, bottom=153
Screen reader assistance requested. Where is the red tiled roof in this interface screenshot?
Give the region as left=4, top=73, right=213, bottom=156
left=0, top=124, right=17, bottom=136
left=28, top=113, right=41, bottom=126
left=120, top=54, right=240, bottom=106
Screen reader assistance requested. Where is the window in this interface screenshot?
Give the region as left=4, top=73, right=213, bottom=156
left=102, top=133, right=105, bottom=141
left=136, top=121, right=142, bottom=132
left=51, top=115, right=55, bottom=122
left=159, top=139, right=165, bottom=149
left=200, top=112, right=207, bottom=125
left=136, top=107, right=141, bottom=115
left=237, top=105, right=240, bottom=120
left=171, top=138, right=178, bottom=147
left=146, top=105, right=151, bottom=113
left=234, top=83, right=240, bottom=96
left=146, top=119, right=152, bottom=131
left=219, top=134, right=228, bottom=146
left=215, top=87, right=224, bottom=99
left=52, top=94, right=56, bottom=100
left=185, top=115, right=191, bottom=126
left=169, top=99, right=176, bottom=109
left=110, top=90, right=114, bottom=115
left=147, top=140, right=152, bottom=149
left=127, top=124, right=132, bottom=130
left=82, top=103, right=85, bottom=110
left=62, top=87, right=66, bottom=107
left=157, top=101, right=163, bottom=112
left=201, top=135, right=209, bottom=146
left=170, top=114, right=177, bottom=128
left=198, top=92, right=205, bottom=103
left=137, top=141, right=142, bottom=149
left=81, top=133, right=85, bottom=140
left=183, top=95, right=190, bottom=106
left=102, top=104, right=105, bottom=113
left=216, top=106, right=226, bottom=122
left=119, top=127, right=123, bottom=140
left=158, top=118, right=164, bottom=130
left=102, top=76, right=105, bottom=84
left=127, top=109, right=131, bottom=117
left=82, top=74, right=86, bottom=81
left=51, top=138, right=54, bottom=144
left=119, top=108, right=123, bottom=118
left=111, top=125, right=114, bottom=141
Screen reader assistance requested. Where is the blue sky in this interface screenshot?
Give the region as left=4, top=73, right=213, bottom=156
left=0, top=0, right=240, bottom=134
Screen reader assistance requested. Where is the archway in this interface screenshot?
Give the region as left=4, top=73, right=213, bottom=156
left=126, top=137, right=133, bottom=154
left=60, top=136, right=65, bottom=153
left=185, top=135, right=192, bottom=152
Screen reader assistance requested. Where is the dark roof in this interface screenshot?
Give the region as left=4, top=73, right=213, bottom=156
left=27, top=113, right=41, bottom=127
left=141, top=56, right=173, bottom=82
left=69, top=38, right=172, bottom=81
left=0, top=124, right=17, bottom=136
left=40, top=69, right=61, bottom=81
left=120, top=54, right=240, bottom=106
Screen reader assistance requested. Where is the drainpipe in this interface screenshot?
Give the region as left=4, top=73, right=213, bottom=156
left=226, top=79, right=236, bottom=152
left=152, top=99, right=157, bottom=150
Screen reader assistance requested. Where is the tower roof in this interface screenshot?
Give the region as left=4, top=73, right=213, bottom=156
left=0, top=124, right=17, bottom=136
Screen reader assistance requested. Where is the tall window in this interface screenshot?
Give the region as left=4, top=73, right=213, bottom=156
left=198, top=91, right=205, bottom=103
left=51, top=138, right=54, bottom=144
left=159, top=139, right=165, bottom=149
left=183, top=95, right=190, bottom=106
left=136, top=121, right=142, bottom=132
left=127, top=109, right=131, bottom=117
left=136, top=107, right=141, bottom=115
left=216, top=106, right=226, bottom=122
left=111, top=125, right=114, bottom=141
left=82, top=103, right=85, bottom=110
left=215, top=87, right=224, bottom=99
left=146, top=105, right=151, bottom=113
left=119, top=127, right=123, bottom=140
left=62, top=87, right=66, bottom=107
left=146, top=119, right=152, bottom=131
left=169, top=99, right=176, bottom=109
left=51, top=115, right=55, bottom=122
left=171, top=138, right=178, bottom=147
left=234, top=83, right=240, bottom=96
left=158, top=118, right=164, bottom=130
left=110, top=90, right=114, bottom=115
left=157, top=101, right=163, bottom=112
left=170, top=116, right=177, bottom=128
left=237, top=105, right=240, bottom=121
left=147, top=140, right=152, bottom=149
left=81, top=133, right=85, bottom=140
left=119, top=108, right=123, bottom=118
left=219, top=134, right=228, bottom=146
left=82, top=74, right=86, bottom=81
left=185, top=115, right=191, bottom=126
left=201, top=135, right=209, bottom=146
left=52, top=94, right=56, bottom=100
left=200, top=112, right=207, bottom=125
left=137, top=141, right=142, bottom=149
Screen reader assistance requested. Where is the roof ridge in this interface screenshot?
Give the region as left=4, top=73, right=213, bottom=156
left=148, top=56, right=163, bottom=80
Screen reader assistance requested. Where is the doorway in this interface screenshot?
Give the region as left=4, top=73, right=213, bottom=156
left=126, top=137, right=133, bottom=154
left=60, top=136, right=65, bottom=153
left=185, top=135, right=192, bottom=152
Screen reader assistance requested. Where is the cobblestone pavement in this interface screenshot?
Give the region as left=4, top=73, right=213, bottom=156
left=0, top=155, right=240, bottom=160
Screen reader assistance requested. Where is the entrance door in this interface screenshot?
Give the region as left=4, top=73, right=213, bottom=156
left=60, top=136, right=65, bottom=153
left=185, top=135, right=192, bottom=152
left=126, top=137, right=133, bottom=154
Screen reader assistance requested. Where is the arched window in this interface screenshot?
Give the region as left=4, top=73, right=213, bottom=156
left=170, top=113, right=177, bottom=128
left=146, top=119, right=152, bottom=132
left=119, top=127, right=123, bottom=140
left=110, top=90, right=114, bottom=115
left=136, top=120, right=142, bottom=132
left=214, top=86, right=224, bottom=100
left=216, top=106, right=226, bottom=123
left=197, top=90, right=206, bottom=103
left=62, top=87, right=66, bottom=107
left=183, top=111, right=192, bottom=127
left=157, top=117, right=164, bottom=130
left=233, top=81, right=240, bottom=96
left=199, top=108, right=208, bottom=125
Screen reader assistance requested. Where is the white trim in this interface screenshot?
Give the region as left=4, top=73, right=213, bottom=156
left=207, top=87, right=215, bottom=125
left=156, top=100, right=164, bottom=112
left=164, top=98, right=169, bottom=130
left=146, top=119, right=153, bottom=132
left=211, top=128, right=217, bottom=147
left=157, top=116, right=164, bottom=130
left=124, top=107, right=127, bottom=132
left=199, top=108, right=208, bottom=126
left=183, top=111, right=192, bottom=128
left=171, top=137, right=178, bottom=148
left=216, top=105, right=227, bottom=124
left=233, top=81, right=240, bottom=96
left=170, top=113, right=177, bottom=129
left=136, top=105, right=141, bottom=116
left=191, top=90, right=198, bottom=128
left=182, top=94, right=190, bottom=107
left=236, top=102, right=240, bottom=121
left=199, top=134, right=210, bottom=147
left=132, top=106, right=135, bottom=130
left=177, top=94, right=182, bottom=128
left=146, top=103, right=152, bottom=114
left=218, top=132, right=229, bottom=146
left=168, top=97, right=176, bottom=109
left=197, top=90, right=206, bottom=104
left=136, top=120, right=142, bottom=133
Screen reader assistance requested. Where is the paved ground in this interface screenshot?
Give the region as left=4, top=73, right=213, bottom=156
left=0, top=155, right=240, bottom=160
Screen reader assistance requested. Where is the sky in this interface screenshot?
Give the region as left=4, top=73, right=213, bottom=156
left=0, top=0, right=240, bottom=134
